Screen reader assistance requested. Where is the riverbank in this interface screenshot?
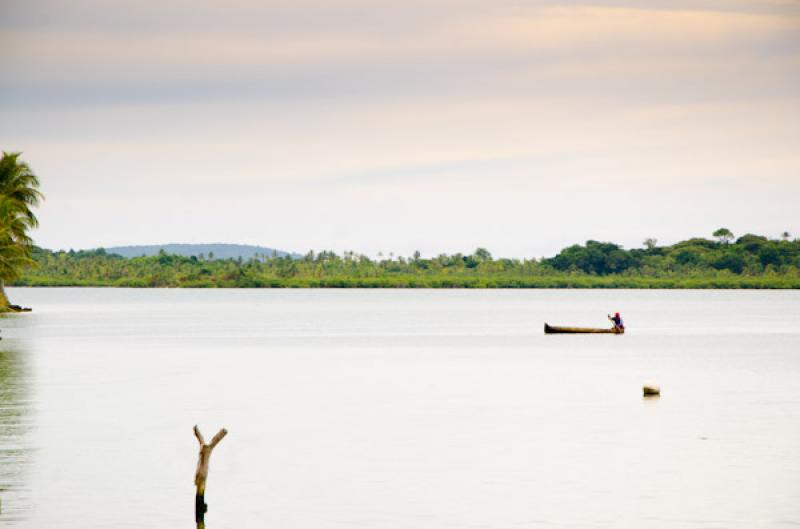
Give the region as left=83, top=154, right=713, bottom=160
left=13, top=274, right=800, bottom=289
left=17, top=233, right=800, bottom=289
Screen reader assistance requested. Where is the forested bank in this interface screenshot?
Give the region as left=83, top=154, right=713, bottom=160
left=14, top=231, right=800, bottom=289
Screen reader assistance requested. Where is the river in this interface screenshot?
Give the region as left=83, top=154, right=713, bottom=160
left=1, top=288, right=798, bottom=528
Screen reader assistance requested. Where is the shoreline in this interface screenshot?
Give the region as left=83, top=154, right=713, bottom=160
left=11, top=277, right=800, bottom=289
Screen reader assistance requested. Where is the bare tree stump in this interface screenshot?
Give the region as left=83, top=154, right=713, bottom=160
left=193, top=425, right=227, bottom=529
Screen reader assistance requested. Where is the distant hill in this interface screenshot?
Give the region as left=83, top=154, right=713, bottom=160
left=102, top=243, right=298, bottom=260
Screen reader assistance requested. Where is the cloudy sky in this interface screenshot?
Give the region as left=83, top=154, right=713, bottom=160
left=1, top=0, right=798, bottom=257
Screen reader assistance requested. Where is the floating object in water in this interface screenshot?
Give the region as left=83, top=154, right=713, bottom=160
left=544, top=323, right=624, bottom=334
left=643, top=384, right=661, bottom=396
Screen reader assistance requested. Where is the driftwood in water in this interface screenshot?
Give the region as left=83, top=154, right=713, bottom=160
left=4, top=304, right=31, bottom=312
left=643, top=384, right=661, bottom=396
left=193, top=425, right=228, bottom=529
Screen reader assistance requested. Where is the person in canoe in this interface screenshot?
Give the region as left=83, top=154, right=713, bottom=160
left=608, top=312, right=624, bottom=332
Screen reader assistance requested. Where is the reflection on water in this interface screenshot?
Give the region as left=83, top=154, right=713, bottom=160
left=0, top=339, right=33, bottom=525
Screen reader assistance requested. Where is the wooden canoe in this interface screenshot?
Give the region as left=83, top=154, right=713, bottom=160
left=544, top=323, right=624, bottom=334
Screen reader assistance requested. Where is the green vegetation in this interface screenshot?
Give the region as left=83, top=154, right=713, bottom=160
left=14, top=230, right=800, bottom=289
left=102, top=243, right=295, bottom=260
left=0, top=152, right=43, bottom=310
left=713, top=227, right=735, bottom=244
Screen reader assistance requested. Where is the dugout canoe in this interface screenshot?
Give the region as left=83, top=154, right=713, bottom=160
left=544, top=323, right=624, bottom=334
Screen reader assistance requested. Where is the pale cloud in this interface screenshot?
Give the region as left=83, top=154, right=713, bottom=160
left=456, top=6, right=800, bottom=49
left=4, top=3, right=799, bottom=104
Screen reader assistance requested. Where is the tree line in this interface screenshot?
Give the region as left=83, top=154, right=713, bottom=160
left=16, top=230, right=800, bottom=289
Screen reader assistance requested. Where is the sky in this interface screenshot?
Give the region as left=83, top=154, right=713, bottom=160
left=1, top=0, right=798, bottom=258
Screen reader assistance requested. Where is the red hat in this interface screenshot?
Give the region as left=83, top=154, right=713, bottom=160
left=615, top=312, right=620, bottom=316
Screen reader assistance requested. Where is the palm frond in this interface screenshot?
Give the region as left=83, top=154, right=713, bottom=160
left=0, top=152, right=43, bottom=282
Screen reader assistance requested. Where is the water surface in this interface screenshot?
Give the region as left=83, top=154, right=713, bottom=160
left=1, top=288, right=798, bottom=528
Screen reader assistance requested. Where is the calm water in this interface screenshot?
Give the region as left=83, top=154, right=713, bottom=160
left=0, top=288, right=798, bottom=529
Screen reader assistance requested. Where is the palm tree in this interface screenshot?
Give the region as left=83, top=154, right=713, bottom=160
left=0, top=152, right=43, bottom=310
